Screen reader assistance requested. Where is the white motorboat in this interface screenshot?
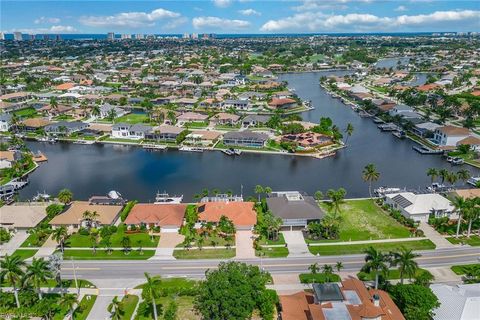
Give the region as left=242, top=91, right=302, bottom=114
left=233, top=149, right=242, bottom=155
left=154, top=192, right=183, bottom=204
left=33, top=191, right=51, bottom=202
left=179, top=146, right=204, bottom=152
left=374, top=187, right=402, bottom=196
left=467, top=177, right=480, bottom=187
left=222, top=149, right=234, bottom=156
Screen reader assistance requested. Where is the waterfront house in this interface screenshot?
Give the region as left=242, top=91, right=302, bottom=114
left=281, top=132, right=333, bottom=149
left=266, top=191, right=325, bottom=230
left=111, top=123, right=152, bottom=140
left=384, top=192, right=455, bottom=222
left=99, top=104, right=127, bottom=119
left=222, top=99, right=250, bottom=111
left=125, top=203, right=187, bottom=232
left=223, top=130, right=268, bottom=148
left=176, top=112, right=208, bottom=126
left=0, top=113, right=11, bottom=132
left=149, top=125, right=184, bottom=142
left=185, top=130, right=221, bottom=146
left=456, top=136, right=480, bottom=151
left=21, top=118, right=52, bottom=132
left=412, top=122, right=442, bottom=138
left=210, top=112, right=240, bottom=126
left=49, top=201, right=123, bottom=229
left=0, top=205, right=47, bottom=230
left=45, top=121, right=88, bottom=135
left=242, top=115, right=270, bottom=128
left=430, top=283, right=480, bottom=320
left=433, top=126, right=471, bottom=148
left=0, top=151, right=21, bottom=169
left=197, top=201, right=257, bottom=230
left=279, top=277, right=405, bottom=320
left=268, top=98, right=297, bottom=110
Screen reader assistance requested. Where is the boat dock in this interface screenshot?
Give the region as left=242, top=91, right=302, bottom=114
left=32, top=151, right=48, bottom=162
left=378, top=123, right=398, bottom=131
left=142, top=144, right=167, bottom=150
left=412, top=145, right=444, bottom=155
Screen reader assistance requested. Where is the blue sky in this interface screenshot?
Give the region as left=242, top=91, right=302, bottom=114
left=2, top=1, right=480, bottom=34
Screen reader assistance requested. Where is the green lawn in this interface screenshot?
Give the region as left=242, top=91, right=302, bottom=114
left=258, top=233, right=286, bottom=245
left=115, top=113, right=149, bottom=124
left=184, top=121, right=208, bottom=129
left=14, top=107, right=38, bottom=118
left=173, top=248, right=235, bottom=259
left=20, top=232, right=51, bottom=248
left=176, top=234, right=234, bottom=248
left=447, top=235, right=480, bottom=246
left=12, top=249, right=38, bottom=260
left=121, top=294, right=139, bottom=320
left=357, top=268, right=432, bottom=281
left=308, top=240, right=436, bottom=255
left=135, top=296, right=198, bottom=320
left=67, top=229, right=159, bottom=248
left=451, top=264, right=480, bottom=275
left=316, top=199, right=412, bottom=241
left=72, top=295, right=97, bottom=320
left=62, top=249, right=155, bottom=260
left=299, top=273, right=341, bottom=283
left=256, top=247, right=289, bottom=258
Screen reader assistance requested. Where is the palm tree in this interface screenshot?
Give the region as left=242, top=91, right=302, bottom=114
left=445, top=171, right=458, bottom=187
left=457, top=169, right=471, bottom=185
left=321, top=264, right=335, bottom=282
left=25, top=257, right=53, bottom=300
left=335, top=261, right=344, bottom=273
left=344, top=123, right=354, bottom=145
left=57, top=188, right=73, bottom=205
left=52, top=226, right=68, bottom=253
left=426, top=168, right=438, bottom=184
left=464, top=198, right=479, bottom=238
left=362, top=246, right=389, bottom=289
left=326, top=188, right=346, bottom=216
left=362, top=163, right=380, bottom=198
left=314, top=191, right=324, bottom=201
left=143, top=273, right=162, bottom=320
left=0, top=254, right=26, bottom=308
left=108, top=296, right=124, bottom=320
left=264, top=186, right=272, bottom=195
left=254, top=185, right=264, bottom=202
left=390, top=248, right=420, bottom=284
left=309, top=262, right=319, bottom=275
left=60, top=294, right=78, bottom=320
left=452, top=196, right=466, bottom=238
left=91, top=105, right=100, bottom=118
left=439, top=168, right=449, bottom=184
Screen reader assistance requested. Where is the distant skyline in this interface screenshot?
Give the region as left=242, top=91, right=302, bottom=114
left=2, top=0, right=480, bottom=34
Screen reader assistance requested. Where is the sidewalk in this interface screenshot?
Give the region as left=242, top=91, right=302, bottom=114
left=0, top=230, right=29, bottom=256
left=419, top=222, right=456, bottom=249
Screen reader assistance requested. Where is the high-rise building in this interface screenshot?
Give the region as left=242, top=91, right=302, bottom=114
left=107, top=32, right=115, bottom=41
left=0, top=32, right=5, bottom=41
left=13, top=31, right=23, bottom=41
left=192, top=33, right=198, bottom=40
left=121, top=34, right=131, bottom=40
left=43, top=35, right=50, bottom=40
left=29, top=34, right=36, bottom=40
left=135, top=34, right=145, bottom=40
left=55, top=34, right=61, bottom=41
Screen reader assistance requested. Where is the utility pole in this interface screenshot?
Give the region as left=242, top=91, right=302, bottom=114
left=71, top=257, right=79, bottom=294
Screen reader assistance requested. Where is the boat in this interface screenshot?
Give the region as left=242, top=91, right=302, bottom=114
left=358, top=110, right=373, bottom=118
left=412, top=146, right=444, bottom=155
left=378, top=123, right=398, bottom=131
left=467, top=177, right=480, bottom=187
left=179, top=146, right=204, bottom=152
left=392, top=130, right=406, bottom=139
left=451, top=157, right=465, bottom=165
left=222, top=149, right=234, bottom=156
left=143, top=144, right=167, bottom=150
left=446, top=156, right=454, bottom=162
left=374, top=187, right=402, bottom=196
left=233, top=149, right=242, bottom=155
left=154, top=192, right=183, bottom=204
left=33, top=191, right=51, bottom=202
left=73, top=140, right=95, bottom=145
left=372, top=117, right=385, bottom=124
left=427, top=183, right=448, bottom=192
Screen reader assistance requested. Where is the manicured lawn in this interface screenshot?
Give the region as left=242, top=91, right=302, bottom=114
left=135, top=296, right=198, bottom=320
left=53, top=114, right=74, bottom=121
left=115, top=113, right=149, bottom=124
left=299, top=273, right=341, bottom=283
left=20, top=232, right=51, bottom=247
left=184, top=121, right=208, bottom=128
left=121, top=294, right=139, bottom=320
left=67, top=228, right=159, bottom=248
left=258, top=233, right=286, bottom=245
left=451, top=264, right=480, bottom=275
left=256, top=247, right=289, bottom=258
left=72, top=295, right=97, bottom=320
left=62, top=249, right=155, bottom=260
left=447, top=235, right=480, bottom=246
left=308, top=240, right=436, bottom=255
left=357, top=268, right=432, bottom=281
left=104, top=137, right=142, bottom=143
left=173, top=248, right=235, bottom=259
left=176, top=234, right=234, bottom=248
left=317, top=199, right=412, bottom=241
left=12, top=249, right=37, bottom=260
left=14, top=107, right=38, bottom=118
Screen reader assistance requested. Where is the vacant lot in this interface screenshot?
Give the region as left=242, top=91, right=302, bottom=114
left=308, top=240, right=436, bottom=255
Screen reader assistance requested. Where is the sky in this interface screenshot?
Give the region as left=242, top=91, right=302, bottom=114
left=1, top=0, right=480, bottom=34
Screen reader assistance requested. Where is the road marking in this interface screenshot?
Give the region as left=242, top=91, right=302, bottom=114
left=62, top=267, right=101, bottom=271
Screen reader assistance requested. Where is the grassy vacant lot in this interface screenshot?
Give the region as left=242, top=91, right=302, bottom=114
left=299, top=273, right=341, bottom=283
left=173, top=248, right=235, bottom=259
left=62, top=249, right=155, bottom=260
left=115, top=113, right=149, bottom=124
left=135, top=296, right=198, bottom=320
left=447, top=235, right=480, bottom=246
left=13, top=249, right=38, bottom=260
left=256, top=247, right=289, bottom=258
left=72, top=295, right=97, bottom=320
left=318, top=199, right=412, bottom=241
left=121, top=294, right=139, bottom=320
left=358, top=268, right=432, bottom=281
left=308, top=240, right=436, bottom=256
left=451, top=264, right=480, bottom=275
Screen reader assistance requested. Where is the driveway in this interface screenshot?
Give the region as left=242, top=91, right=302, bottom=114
left=419, top=222, right=455, bottom=249
left=235, top=230, right=255, bottom=259
left=33, top=235, right=57, bottom=258
left=0, top=230, right=29, bottom=256
left=282, top=231, right=312, bottom=257
left=150, top=232, right=184, bottom=260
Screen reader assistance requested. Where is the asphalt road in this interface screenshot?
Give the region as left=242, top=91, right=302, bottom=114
left=61, top=247, right=480, bottom=281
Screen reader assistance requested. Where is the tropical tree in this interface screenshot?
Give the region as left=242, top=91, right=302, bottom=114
left=457, top=169, right=471, bottom=185
left=326, top=188, right=346, bottom=216
left=426, top=168, right=438, bottom=184
left=24, top=257, right=53, bottom=300
left=60, top=294, right=78, bottom=320
left=445, top=171, right=458, bottom=187
left=309, top=262, right=319, bottom=275
left=344, top=123, right=354, bottom=145
left=91, top=105, right=100, bottom=117
left=57, top=188, right=73, bottom=205
left=362, top=163, right=380, bottom=198
left=108, top=296, right=125, bottom=320
left=390, top=248, right=420, bottom=284
left=142, top=273, right=162, bottom=320
left=464, top=198, right=479, bottom=238
left=322, top=264, right=335, bottom=282
left=335, top=261, right=344, bottom=273
left=439, top=168, right=449, bottom=184
left=254, top=185, right=264, bottom=202
left=362, top=246, right=389, bottom=289
left=0, top=254, right=26, bottom=308
left=314, top=190, right=324, bottom=201
left=52, top=226, right=68, bottom=253
left=452, top=196, right=466, bottom=238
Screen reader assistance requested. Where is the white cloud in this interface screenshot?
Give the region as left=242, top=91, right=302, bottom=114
left=261, top=10, right=480, bottom=32
left=293, top=0, right=348, bottom=11
left=192, top=16, right=250, bottom=30
left=212, top=0, right=232, bottom=8
left=34, top=17, right=61, bottom=24
left=395, top=6, right=408, bottom=12
left=238, top=9, right=261, bottom=16
left=9, top=25, right=77, bottom=34
left=79, top=8, right=182, bottom=28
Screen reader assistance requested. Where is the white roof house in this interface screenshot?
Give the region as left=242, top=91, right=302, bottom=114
left=431, top=283, right=480, bottom=320
left=385, top=192, right=455, bottom=222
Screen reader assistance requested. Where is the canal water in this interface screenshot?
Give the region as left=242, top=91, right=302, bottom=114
left=20, top=71, right=479, bottom=202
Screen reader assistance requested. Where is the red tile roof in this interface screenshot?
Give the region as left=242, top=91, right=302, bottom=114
left=125, top=204, right=187, bottom=227
left=197, top=201, right=257, bottom=227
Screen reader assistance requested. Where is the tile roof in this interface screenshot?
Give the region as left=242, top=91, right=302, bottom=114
left=197, top=201, right=257, bottom=227
left=125, top=203, right=187, bottom=227
left=49, top=201, right=122, bottom=226
left=0, top=205, right=47, bottom=228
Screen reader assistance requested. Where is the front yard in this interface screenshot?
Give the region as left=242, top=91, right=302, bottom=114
left=316, top=199, right=412, bottom=242
left=446, top=235, right=480, bottom=246
left=172, top=248, right=235, bottom=259
left=62, top=249, right=155, bottom=260
left=255, top=246, right=289, bottom=258
left=308, top=240, right=436, bottom=255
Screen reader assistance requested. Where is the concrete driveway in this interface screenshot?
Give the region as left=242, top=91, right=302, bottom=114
left=235, top=230, right=255, bottom=259
left=282, top=231, right=312, bottom=257
left=150, top=232, right=184, bottom=260
left=0, top=230, right=29, bottom=256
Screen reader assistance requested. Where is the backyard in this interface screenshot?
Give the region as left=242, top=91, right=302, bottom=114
left=114, top=113, right=149, bottom=124
left=317, top=199, right=412, bottom=241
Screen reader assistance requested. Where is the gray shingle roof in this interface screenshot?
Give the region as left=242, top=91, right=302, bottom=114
left=266, top=194, right=325, bottom=220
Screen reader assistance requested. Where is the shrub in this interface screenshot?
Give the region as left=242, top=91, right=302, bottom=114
left=46, top=204, right=64, bottom=219
left=0, top=227, right=11, bottom=243
left=78, top=227, right=90, bottom=236
left=120, top=201, right=137, bottom=222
